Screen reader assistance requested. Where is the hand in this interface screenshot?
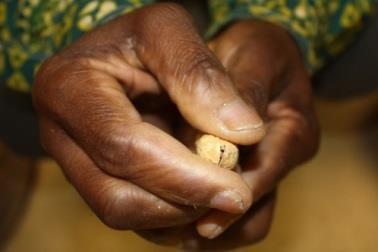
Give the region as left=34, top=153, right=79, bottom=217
left=32, top=3, right=265, bottom=231
left=138, top=191, right=276, bottom=250
left=138, top=20, right=320, bottom=250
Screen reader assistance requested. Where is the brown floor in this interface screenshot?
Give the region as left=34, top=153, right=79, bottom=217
left=3, top=92, right=378, bottom=252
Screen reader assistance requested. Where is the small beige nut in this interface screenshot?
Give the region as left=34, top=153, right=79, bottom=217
left=195, top=134, right=239, bottom=170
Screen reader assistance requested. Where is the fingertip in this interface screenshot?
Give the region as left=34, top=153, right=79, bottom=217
left=218, top=119, right=266, bottom=146
left=210, top=190, right=244, bottom=214
left=215, top=97, right=266, bottom=145
left=197, top=223, right=223, bottom=239
left=209, top=182, right=253, bottom=214
left=171, top=67, right=266, bottom=146
left=217, top=99, right=263, bottom=132
left=196, top=211, right=241, bottom=239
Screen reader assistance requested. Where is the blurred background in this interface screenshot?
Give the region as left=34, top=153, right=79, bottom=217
left=1, top=2, right=378, bottom=251
left=2, top=93, right=377, bottom=252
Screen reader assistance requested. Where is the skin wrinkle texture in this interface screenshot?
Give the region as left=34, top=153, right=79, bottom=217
left=32, top=3, right=319, bottom=250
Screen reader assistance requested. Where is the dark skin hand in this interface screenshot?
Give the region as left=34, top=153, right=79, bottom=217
left=32, top=3, right=319, bottom=251
left=139, top=18, right=320, bottom=251
left=33, top=3, right=261, bottom=230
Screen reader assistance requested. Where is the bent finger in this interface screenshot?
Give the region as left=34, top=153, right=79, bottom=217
left=39, top=118, right=208, bottom=229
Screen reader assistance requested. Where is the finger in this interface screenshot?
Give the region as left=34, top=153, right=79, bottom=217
left=196, top=211, right=241, bottom=240
left=192, top=26, right=285, bottom=232
left=209, top=20, right=304, bottom=117
left=190, top=192, right=276, bottom=250
left=241, top=59, right=319, bottom=200
left=39, top=118, right=210, bottom=229
left=130, top=3, right=265, bottom=145
left=35, top=68, right=252, bottom=214
left=138, top=192, right=276, bottom=251
left=196, top=90, right=319, bottom=238
left=242, top=98, right=319, bottom=200
left=195, top=105, right=318, bottom=237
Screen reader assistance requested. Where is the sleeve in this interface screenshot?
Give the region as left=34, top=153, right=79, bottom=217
left=207, top=0, right=378, bottom=73
left=0, top=0, right=155, bottom=93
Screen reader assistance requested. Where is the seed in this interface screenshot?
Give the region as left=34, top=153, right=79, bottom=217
left=195, top=134, right=238, bottom=170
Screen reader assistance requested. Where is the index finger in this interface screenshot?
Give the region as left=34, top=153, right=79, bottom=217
left=33, top=64, right=252, bottom=214
left=39, top=118, right=205, bottom=229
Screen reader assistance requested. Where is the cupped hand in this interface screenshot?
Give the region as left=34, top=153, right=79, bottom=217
left=32, top=3, right=265, bottom=231
left=139, top=20, right=320, bottom=251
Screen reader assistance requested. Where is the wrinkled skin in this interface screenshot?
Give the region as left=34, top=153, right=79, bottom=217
left=33, top=3, right=319, bottom=251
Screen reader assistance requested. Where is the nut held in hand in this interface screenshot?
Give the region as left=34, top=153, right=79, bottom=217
left=195, top=134, right=239, bottom=170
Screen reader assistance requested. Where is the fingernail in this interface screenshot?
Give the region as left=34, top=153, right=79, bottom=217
left=217, top=99, right=263, bottom=132
left=203, top=224, right=223, bottom=239
left=210, top=190, right=244, bottom=212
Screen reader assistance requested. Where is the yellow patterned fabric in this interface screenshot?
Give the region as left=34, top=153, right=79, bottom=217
left=207, top=0, right=378, bottom=73
left=0, top=0, right=154, bottom=92
left=1, top=1, right=377, bottom=92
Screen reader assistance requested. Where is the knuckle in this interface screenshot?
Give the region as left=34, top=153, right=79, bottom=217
left=133, top=3, right=229, bottom=102
left=93, top=123, right=165, bottom=183
left=134, top=2, right=194, bottom=37
left=157, top=2, right=188, bottom=16
left=144, top=2, right=192, bottom=25
left=97, top=184, right=134, bottom=230
left=183, top=55, right=223, bottom=83
left=94, top=124, right=140, bottom=174
left=97, top=183, right=168, bottom=230
left=135, top=3, right=203, bottom=53
left=32, top=54, right=85, bottom=114
left=105, top=139, right=167, bottom=186
left=170, top=64, right=229, bottom=103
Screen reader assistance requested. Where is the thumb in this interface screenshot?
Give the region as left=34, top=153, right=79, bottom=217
left=133, top=3, right=265, bottom=145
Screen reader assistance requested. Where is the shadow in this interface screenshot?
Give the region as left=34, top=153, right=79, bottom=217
left=313, top=7, right=378, bottom=98
left=0, top=86, right=43, bottom=157
left=311, top=8, right=378, bottom=169
left=0, top=144, right=37, bottom=250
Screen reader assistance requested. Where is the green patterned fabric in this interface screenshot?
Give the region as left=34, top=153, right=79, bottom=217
left=207, top=0, right=378, bottom=72
left=0, top=0, right=377, bottom=92
left=0, top=0, right=154, bottom=92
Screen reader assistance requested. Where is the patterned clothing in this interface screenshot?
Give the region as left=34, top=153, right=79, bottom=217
left=207, top=0, right=377, bottom=72
left=0, top=0, right=377, bottom=92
